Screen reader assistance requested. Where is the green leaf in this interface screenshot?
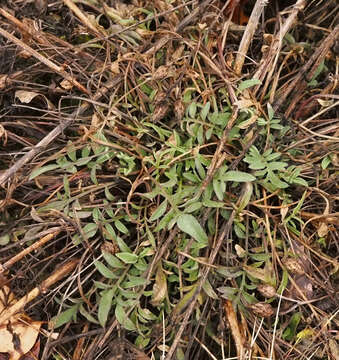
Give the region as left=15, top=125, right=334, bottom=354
left=292, top=177, right=308, bottom=187
left=271, top=123, right=284, bottom=130
left=234, top=222, right=245, bottom=238
left=138, top=307, right=157, bottom=321
left=94, top=260, right=118, bottom=279
left=172, top=284, right=198, bottom=317
left=266, top=152, right=281, bottom=161
left=177, top=214, right=208, bottom=244
left=202, top=279, right=218, bottom=299
left=90, top=164, right=99, bottom=185
left=217, top=286, right=238, bottom=300
left=237, top=182, right=253, bottom=212
left=202, top=199, right=225, bottom=208
left=242, top=291, right=257, bottom=304
left=154, top=209, right=176, bottom=232
left=93, top=281, right=112, bottom=290
left=124, top=275, right=147, bottom=288
left=149, top=199, right=168, bottom=221
left=29, top=164, right=59, bottom=180
left=67, top=142, right=77, bottom=162
left=176, top=348, right=185, bottom=360
left=115, top=236, right=132, bottom=253
left=201, top=101, right=210, bottom=121
left=310, top=60, right=325, bottom=82
left=195, top=157, right=206, bottom=179
left=216, top=267, right=243, bottom=279
left=63, top=175, right=70, bottom=198
left=213, top=178, right=225, bottom=201
left=257, top=117, right=267, bottom=126
left=197, top=124, right=204, bottom=144
left=283, top=312, right=302, bottom=341
left=238, top=78, right=262, bottom=92
left=246, top=158, right=266, bottom=170
left=321, top=155, right=331, bottom=170
left=98, top=288, right=114, bottom=327
left=83, top=223, right=98, bottom=239
left=188, top=102, right=197, bottom=118
left=116, top=252, right=139, bottom=264
left=267, top=103, right=274, bottom=121
left=115, top=305, right=136, bottom=331
left=185, top=201, right=202, bottom=213
left=267, top=170, right=288, bottom=189
left=277, top=269, right=289, bottom=294
left=267, top=161, right=288, bottom=171
left=52, top=305, right=78, bottom=329
left=114, top=219, right=129, bottom=234
left=135, top=335, right=150, bottom=348
left=102, top=251, right=125, bottom=269
left=79, top=304, right=99, bottom=324
left=183, top=172, right=200, bottom=183
left=0, top=234, right=10, bottom=246
left=104, top=223, right=116, bottom=240
left=222, top=171, right=255, bottom=182
left=119, top=288, right=139, bottom=299
left=105, top=186, right=115, bottom=201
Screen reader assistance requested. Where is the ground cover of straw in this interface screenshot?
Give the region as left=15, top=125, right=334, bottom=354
left=0, top=1, right=338, bottom=359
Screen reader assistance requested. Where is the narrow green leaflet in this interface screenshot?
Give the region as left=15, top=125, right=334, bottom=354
left=237, top=182, right=253, bottom=212
left=102, top=251, right=125, bottom=269
left=138, top=307, right=158, bottom=321
left=52, top=305, right=78, bottom=329
left=149, top=199, right=168, bottom=221
left=321, top=155, right=331, bottom=170
left=283, top=312, right=302, bottom=341
left=213, top=178, right=225, bottom=201
left=115, top=236, right=132, bottom=253
left=116, top=252, right=139, bottom=264
left=202, top=279, right=218, bottom=299
left=94, top=260, right=118, bottom=279
left=222, top=171, right=255, bottom=182
left=185, top=201, right=202, bottom=213
left=0, top=234, right=10, bottom=246
left=188, top=101, right=197, bottom=118
left=29, top=164, right=60, bottom=180
left=238, top=78, right=262, bottom=92
left=105, top=186, right=115, bottom=201
left=114, top=219, right=129, bottom=234
left=98, top=288, right=115, bottom=327
left=177, top=214, right=208, bottom=244
left=115, top=304, right=136, bottom=331
left=79, top=304, right=99, bottom=324
left=123, top=275, right=147, bottom=288
left=83, top=223, right=98, bottom=238
left=200, top=101, right=210, bottom=121
left=172, top=283, right=198, bottom=317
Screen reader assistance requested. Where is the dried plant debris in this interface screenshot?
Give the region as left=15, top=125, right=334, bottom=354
left=0, top=286, right=41, bottom=360
left=0, top=0, right=338, bottom=359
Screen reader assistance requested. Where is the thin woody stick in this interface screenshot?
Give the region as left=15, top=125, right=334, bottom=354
left=0, top=26, right=89, bottom=95
left=0, top=7, right=99, bottom=65
left=0, top=75, right=122, bottom=186
left=224, top=300, right=245, bottom=358
left=63, top=0, right=104, bottom=37
left=253, top=0, right=306, bottom=84
left=274, top=24, right=339, bottom=114
left=234, top=0, right=267, bottom=75
left=0, top=230, right=61, bottom=275
left=0, top=259, right=79, bottom=325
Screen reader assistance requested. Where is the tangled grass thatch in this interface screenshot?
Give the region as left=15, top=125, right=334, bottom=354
left=0, top=0, right=338, bottom=359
